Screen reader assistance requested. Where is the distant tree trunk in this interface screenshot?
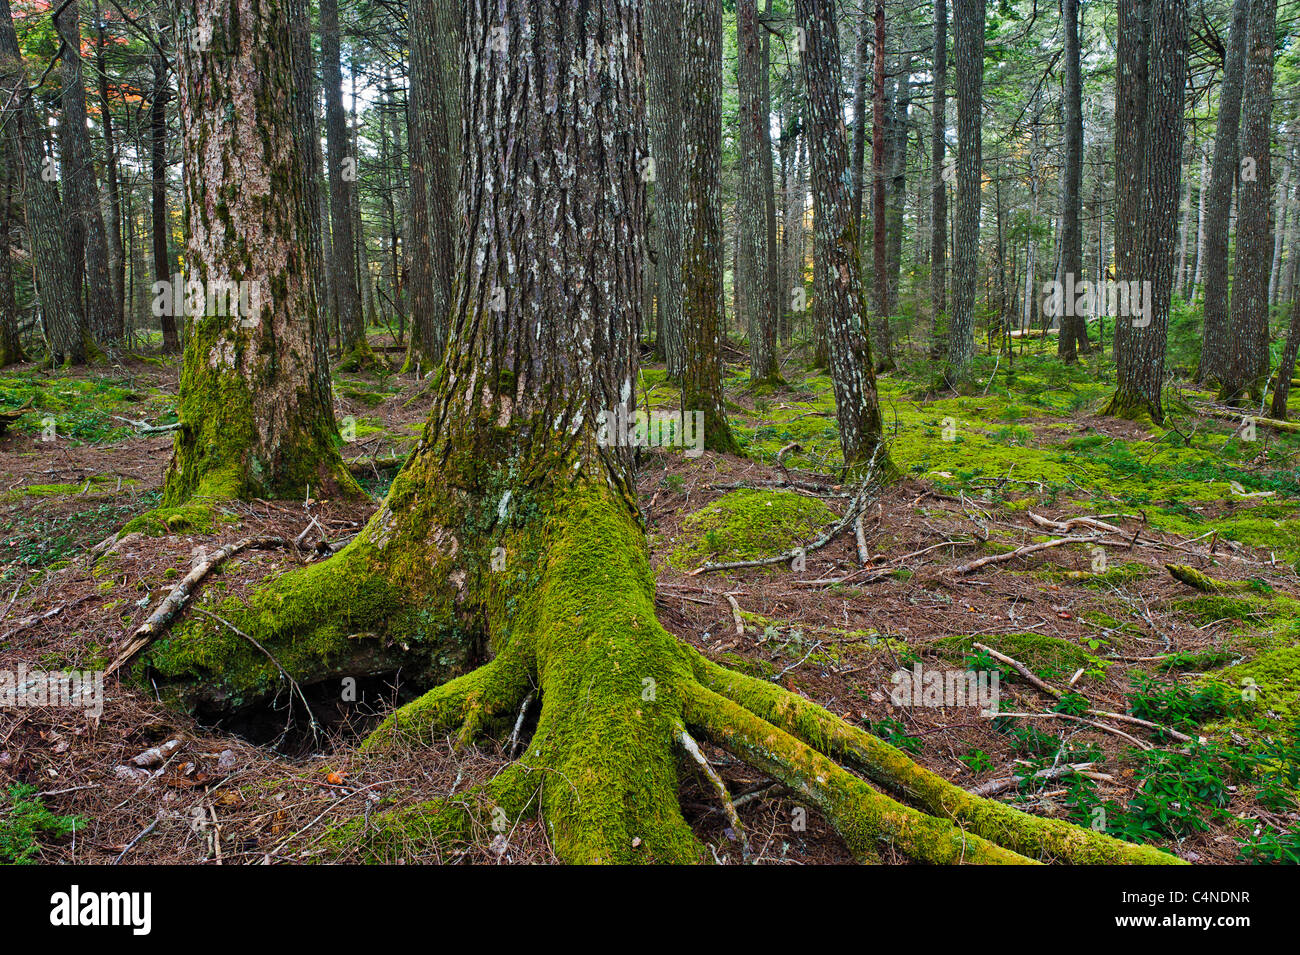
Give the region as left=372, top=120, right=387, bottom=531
left=886, top=54, right=910, bottom=326
left=1175, top=137, right=1194, bottom=298
left=321, top=0, right=373, bottom=368
left=946, top=0, right=983, bottom=384
left=94, top=0, right=125, bottom=336
left=761, top=0, right=780, bottom=357
left=1057, top=0, right=1086, bottom=362
left=929, top=0, right=947, bottom=358
left=738, top=0, right=778, bottom=385
left=167, top=0, right=359, bottom=504
left=870, top=3, right=893, bottom=370
left=404, top=0, right=459, bottom=373
left=149, top=40, right=180, bottom=353
left=1268, top=129, right=1292, bottom=307
left=0, top=139, right=22, bottom=366
left=795, top=0, right=885, bottom=468
left=850, top=3, right=870, bottom=234
left=56, top=2, right=116, bottom=343
left=647, top=0, right=687, bottom=379
left=1191, top=142, right=1209, bottom=296
left=1197, top=0, right=1250, bottom=384
left=1269, top=292, right=1300, bottom=419
left=0, top=0, right=87, bottom=364
left=1221, top=0, right=1276, bottom=401
left=680, top=0, right=737, bottom=452
left=1105, top=0, right=1186, bottom=423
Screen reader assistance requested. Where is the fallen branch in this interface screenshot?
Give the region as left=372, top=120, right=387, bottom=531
left=106, top=536, right=286, bottom=676
left=949, top=534, right=1099, bottom=575
left=676, top=725, right=747, bottom=857
left=969, top=762, right=1096, bottom=798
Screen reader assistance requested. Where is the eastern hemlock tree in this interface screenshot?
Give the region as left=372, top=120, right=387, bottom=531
left=946, top=0, right=983, bottom=385
left=164, top=0, right=360, bottom=506
left=1221, top=0, right=1277, bottom=402
left=146, top=0, right=1176, bottom=867
left=738, top=0, right=780, bottom=386
left=1197, top=0, right=1251, bottom=385
left=1104, top=0, right=1187, bottom=423
left=149, top=29, right=180, bottom=354
left=0, top=134, right=23, bottom=367
left=871, top=2, right=895, bottom=371
left=795, top=0, right=885, bottom=468
left=0, top=0, right=89, bottom=365
left=680, top=0, right=739, bottom=453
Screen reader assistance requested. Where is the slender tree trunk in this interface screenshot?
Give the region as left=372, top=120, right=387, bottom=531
left=1056, top=0, right=1085, bottom=362
left=1192, top=141, right=1209, bottom=296
left=869, top=3, right=894, bottom=370
left=321, top=0, right=372, bottom=367
left=929, top=0, right=947, bottom=359
left=150, top=40, right=179, bottom=353
left=946, top=0, right=983, bottom=383
left=1221, top=0, right=1276, bottom=401
left=0, top=134, right=22, bottom=366
left=0, top=0, right=87, bottom=364
left=166, top=0, right=359, bottom=504
left=1197, top=0, right=1251, bottom=383
left=795, top=0, right=885, bottom=467
left=680, top=0, right=737, bottom=452
left=1269, top=292, right=1300, bottom=419
left=738, top=0, right=778, bottom=385
left=887, top=54, right=910, bottom=330
left=1268, top=129, right=1292, bottom=307
left=94, top=0, right=124, bottom=336
left=850, top=3, right=870, bottom=234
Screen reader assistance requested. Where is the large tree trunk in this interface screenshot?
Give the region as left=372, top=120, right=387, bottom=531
left=149, top=0, right=1177, bottom=868
left=1197, top=0, right=1251, bottom=384
left=0, top=0, right=88, bottom=364
left=1105, top=0, right=1186, bottom=423
left=929, top=0, right=947, bottom=359
left=646, top=0, right=687, bottom=379
left=1056, top=0, right=1086, bottom=362
left=738, top=0, right=779, bottom=385
left=946, top=0, right=983, bottom=384
left=320, top=0, right=374, bottom=368
left=150, top=40, right=180, bottom=353
left=796, top=0, right=885, bottom=467
left=1221, top=0, right=1277, bottom=401
left=164, top=0, right=359, bottom=506
left=680, top=0, right=738, bottom=452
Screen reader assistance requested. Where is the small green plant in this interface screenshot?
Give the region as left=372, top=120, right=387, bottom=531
left=866, top=717, right=924, bottom=754
left=1053, top=692, right=1091, bottom=716
left=959, top=748, right=995, bottom=773
left=0, top=784, right=82, bottom=864
left=1126, top=675, right=1237, bottom=736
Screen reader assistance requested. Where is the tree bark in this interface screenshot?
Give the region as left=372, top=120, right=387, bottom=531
left=1056, top=0, right=1087, bottom=362
left=150, top=38, right=180, bottom=353
left=646, top=0, right=687, bottom=379
left=870, top=3, right=893, bottom=370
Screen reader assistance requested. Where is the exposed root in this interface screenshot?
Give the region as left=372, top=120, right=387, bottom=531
left=689, top=651, right=1185, bottom=864
left=684, top=683, right=1032, bottom=864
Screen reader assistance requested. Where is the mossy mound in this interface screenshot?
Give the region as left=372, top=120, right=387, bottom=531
left=932, top=632, right=1104, bottom=682
left=1171, top=594, right=1266, bottom=626
left=668, top=489, right=837, bottom=569
left=1203, top=646, right=1300, bottom=734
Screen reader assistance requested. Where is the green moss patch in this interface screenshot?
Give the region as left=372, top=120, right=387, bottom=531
left=668, top=489, right=838, bottom=569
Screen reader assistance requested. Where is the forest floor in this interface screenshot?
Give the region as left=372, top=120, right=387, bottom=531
left=2, top=334, right=1299, bottom=864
